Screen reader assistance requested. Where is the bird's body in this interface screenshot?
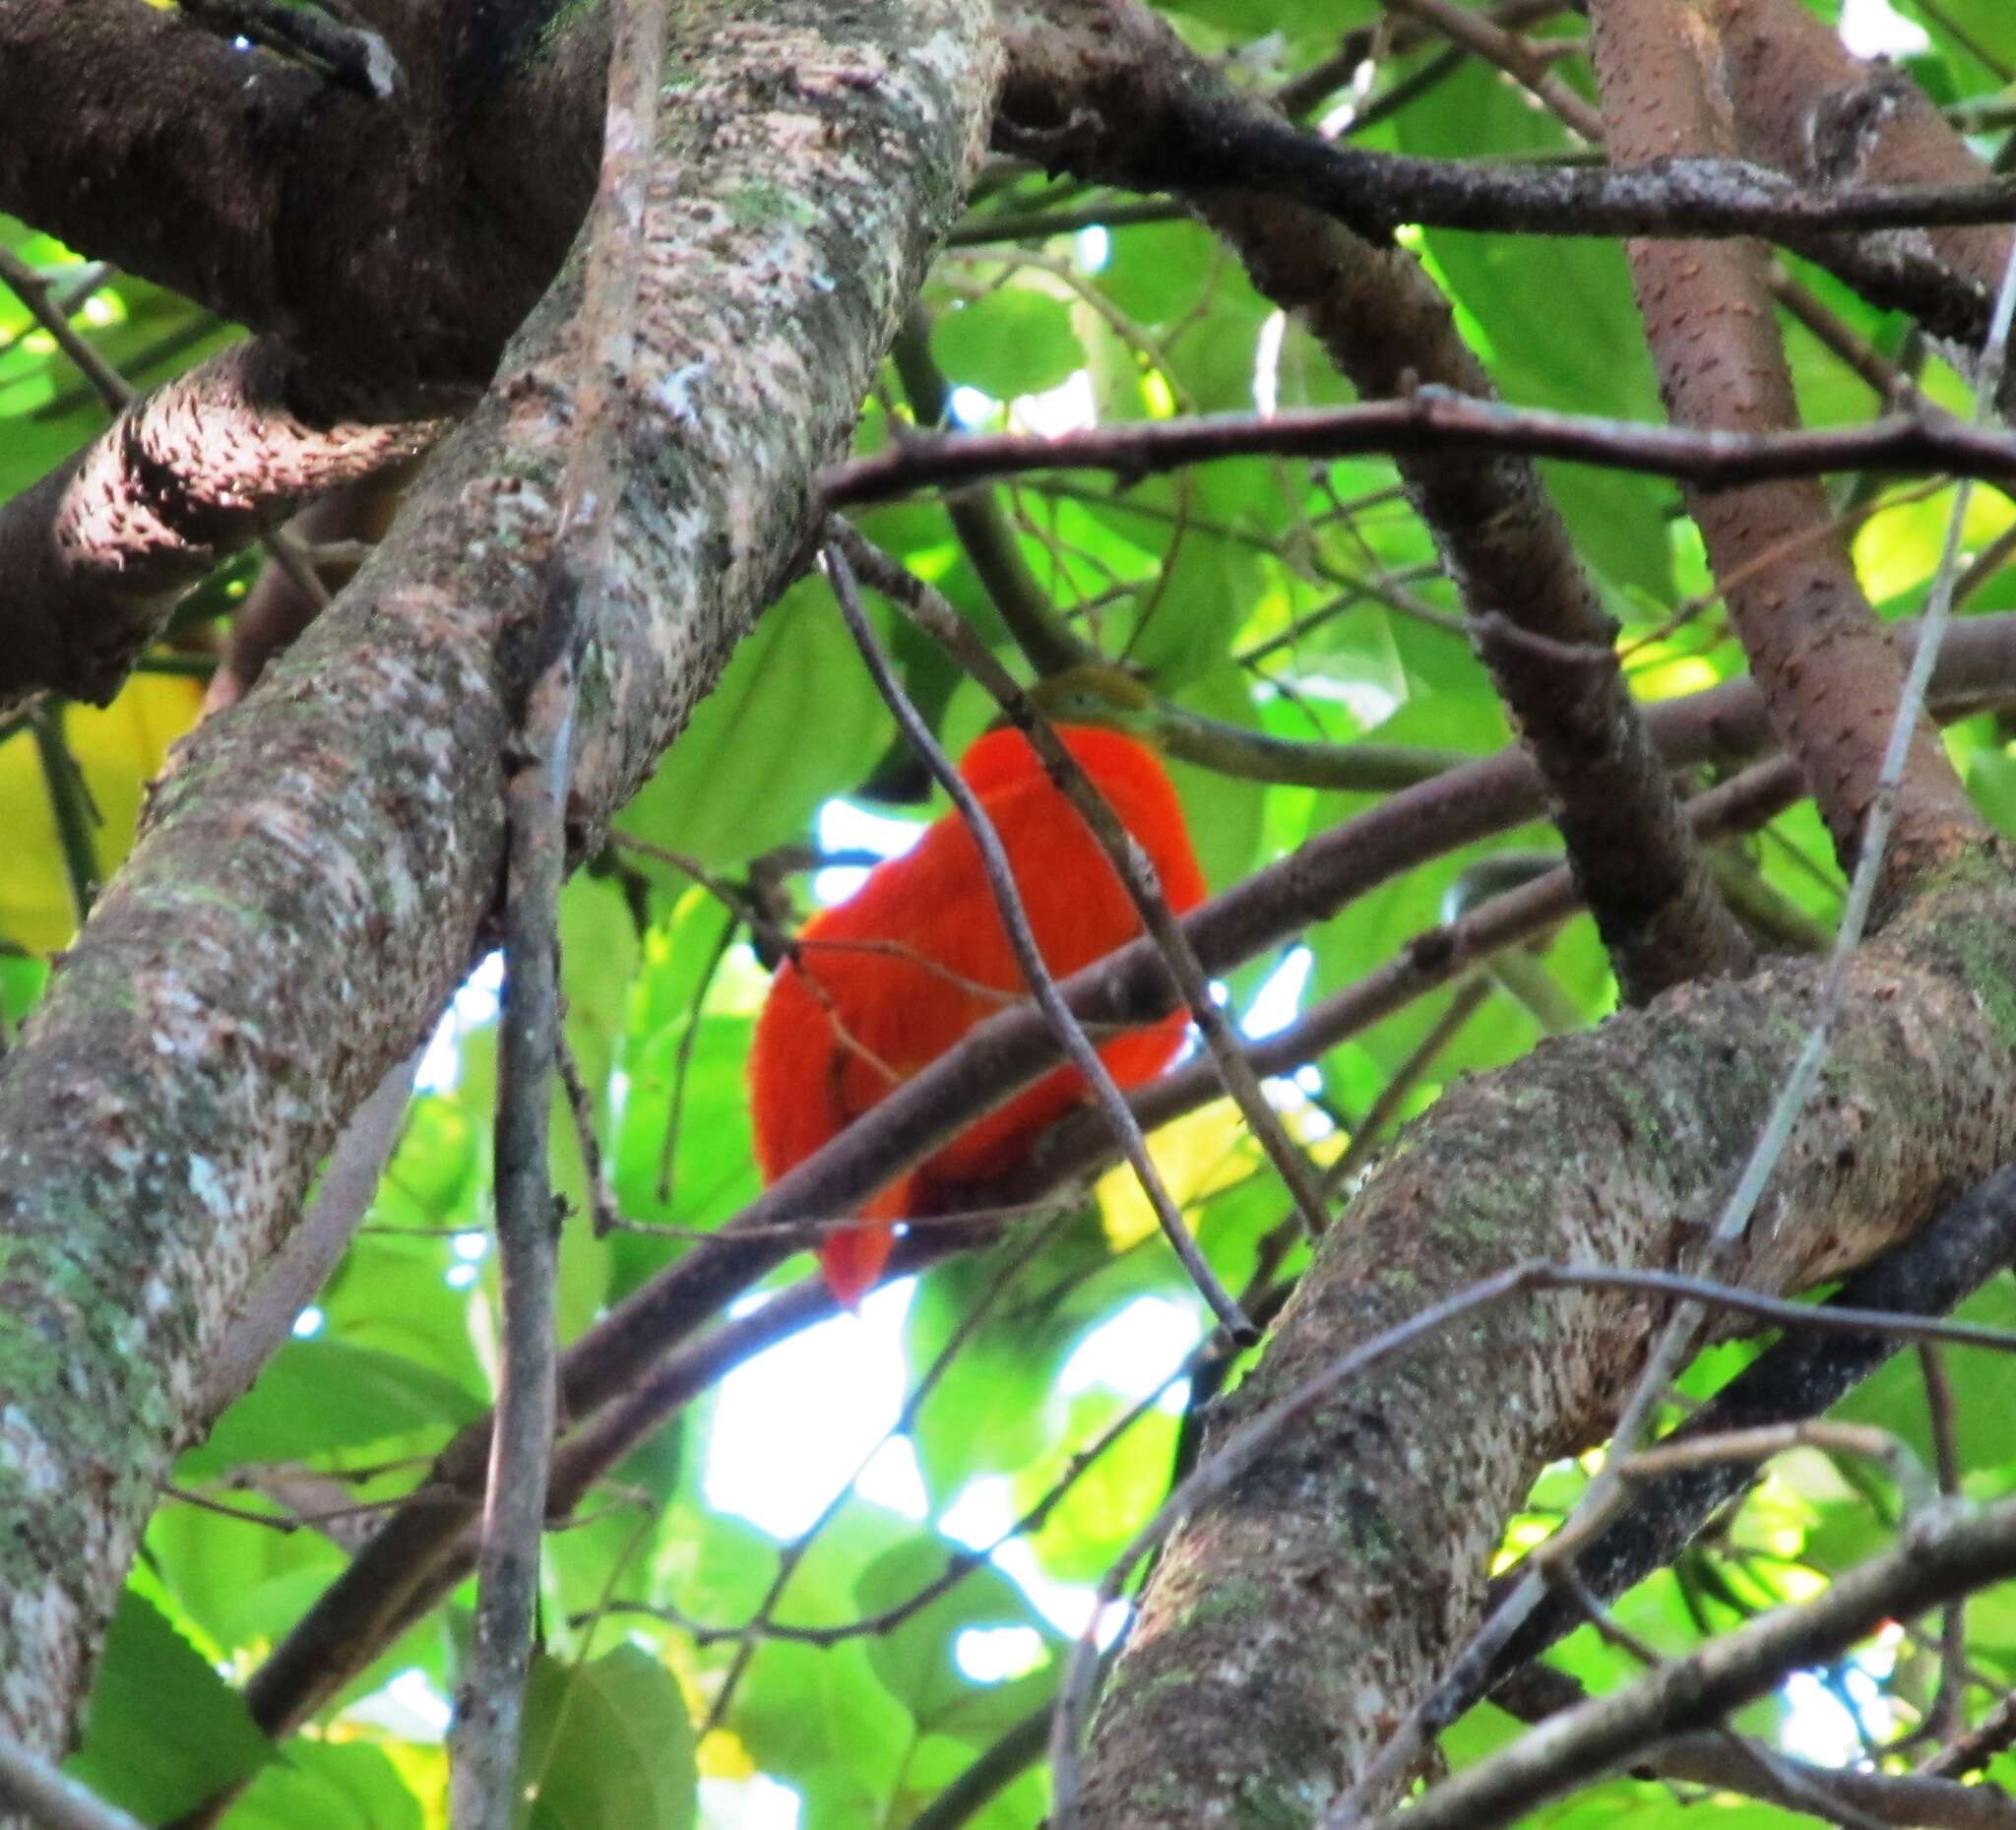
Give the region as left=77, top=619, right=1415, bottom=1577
left=748, top=724, right=1207, bottom=1305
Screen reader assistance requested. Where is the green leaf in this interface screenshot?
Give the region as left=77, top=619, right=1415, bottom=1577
left=67, top=1588, right=276, bottom=1820
left=615, top=576, right=894, bottom=871
left=609, top=1013, right=760, bottom=1298
left=181, top=1336, right=484, bottom=1478
left=855, top=1540, right=1057, bottom=1733
left=1831, top=1275, right=2016, bottom=1478
left=223, top=1740, right=423, bottom=1830
left=931, top=289, right=1084, bottom=400
left=1018, top=1390, right=1178, bottom=1583
left=519, top=1645, right=697, bottom=1830
left=907, top=1253, right=1072, bottom=1501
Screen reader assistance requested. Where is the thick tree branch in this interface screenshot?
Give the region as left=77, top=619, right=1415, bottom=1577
left=0, top=0, right=599, bottom=385
left=0, top=342, right=439, bottom=710
left=1707, top=0, right=2016, bottom=360
left=0, top=0, right=995, bottom=1756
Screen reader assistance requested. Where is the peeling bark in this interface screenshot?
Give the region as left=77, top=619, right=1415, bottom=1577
left=0, top=0, right=995, bottom=1755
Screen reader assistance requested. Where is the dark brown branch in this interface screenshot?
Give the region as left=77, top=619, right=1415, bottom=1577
left=825, top=397, right=2016, bottom=509
left=997, top=0, right=1997, bottom=345
left=0, top=0, right=599, bottom=383
left=205, top=465, right=415, bottom=714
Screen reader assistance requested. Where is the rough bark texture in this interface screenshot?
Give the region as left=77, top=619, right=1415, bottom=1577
left=0, top=0, right=603, bottom=386
left=1590, top=0, right=1984, bottom=887
left=1075, top=854, right=2016, bottom=1830
left=996, top=0, right=1751, bottom=1006
left=0, top=344, right=438, bottom=711
left=0, top=0, right=995, bottom=1756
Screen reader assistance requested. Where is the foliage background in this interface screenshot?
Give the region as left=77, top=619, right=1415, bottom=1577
left=3, top=0, right=2015, bottom=1823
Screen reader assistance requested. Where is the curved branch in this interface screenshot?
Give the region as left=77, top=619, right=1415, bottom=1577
left=0, top=0, right=995, bottom=1755
left=0, top=0, right=600, bottom=383
left=0, top=342, right=441, bottom=710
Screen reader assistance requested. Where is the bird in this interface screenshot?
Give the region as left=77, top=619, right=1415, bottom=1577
left=748, top=722, right=1207, bottom=1306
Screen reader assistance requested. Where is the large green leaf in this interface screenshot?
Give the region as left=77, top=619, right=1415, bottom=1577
left=932, top=288, right=1086, bottom=401
left=518, top=1646, right=697, bottom=1830
left=180, top=1336, right=483, bottom=1479
left=615, top=576, right=894, bottom=871
left=223, top=1740, right=423, bottom=1830
left=855, top=1539, right=1058, bottom=1734
left=67, top=1588, right=277, bottom=1820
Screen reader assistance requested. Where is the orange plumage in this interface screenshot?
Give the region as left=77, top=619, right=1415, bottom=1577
left=748, top=725, right=1207, bottom=1306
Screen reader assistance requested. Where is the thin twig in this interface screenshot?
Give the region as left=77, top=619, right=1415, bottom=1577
left=823, top=394, right=2016, bottom=510
left=1922, top=1344, right=1971, bottom=1744
left=1621, top=1420, right=1934, bottom=1518
left=555, top=1029, right=619, bottom=1238
left=1500, top=1661, right=2016, bottom=1830
left=29, top=704, right=99, bottom=925
left=905, top=1708, right=1051, bottom=1830
left=0, top=1736, right=148, bottom=1830
left=162, top=1480, right=455, bottom=1532
left=1922, top=1686, right=2016, bottom=1781
left=822, top=539, right=1253, bottom=1339
left=447, top=3, right=668, bottom=1824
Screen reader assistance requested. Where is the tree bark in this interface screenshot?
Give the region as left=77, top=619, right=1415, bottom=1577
left=1074, top=856, right=2016, bottom=1830
left=0, top=0, right=994, bottom=1757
